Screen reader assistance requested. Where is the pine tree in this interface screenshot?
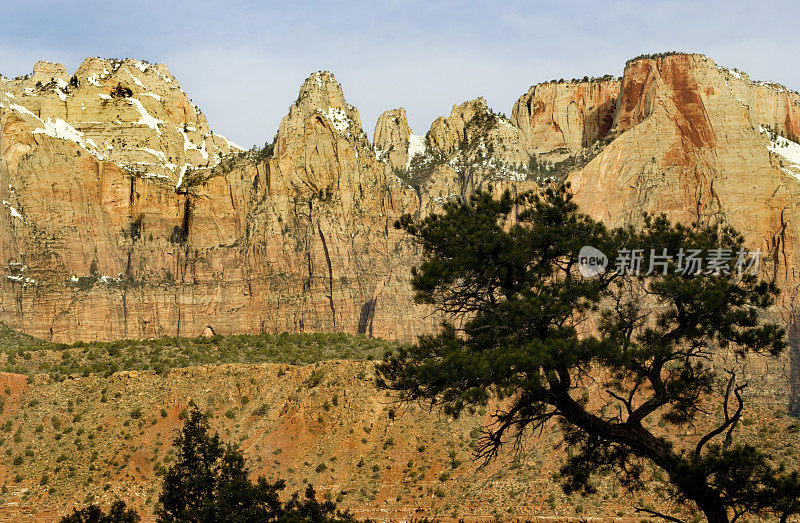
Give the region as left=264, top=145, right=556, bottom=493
left=157, top=408, right=356, bottom=523
left=378, top=184, right=800, bottom=522
left=60, top=500, right=140, bottom=523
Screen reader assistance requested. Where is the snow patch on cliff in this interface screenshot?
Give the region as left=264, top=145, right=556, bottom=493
left=140, top=172, right=171, bottom=180
left=215, top=133, right=243, bottom=151
left=52, top=78, right=69, bottom=101
left=407, top=134, right=426, bottom=167
left=125, top=68, right=145, bottom=88
left=762, top=125, right=800, bottom=180
left=154, top=69, right=173, bottom=84
left=0, top=99, right=41, bottom=120
left=719, top=67, right=746, bottom=81
left=175, top=164, right=190, bottom=188
left=181, top=129, right=209, bottom=161
left=3, top=201, right=22, bottom=220
left=140, top=147, right=168, bottom=163
left=7, top=274, right=36, bottom=286
left=33, top=118, right=105, bottom=158
left=322, top=106, right=351, bottom=133
left=129, top=98, right=162, bottom=134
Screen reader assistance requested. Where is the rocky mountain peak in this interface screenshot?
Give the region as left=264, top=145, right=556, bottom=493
left=510, top=77, right=620, bottom=161
left=298, top=71, right=346, bottom=109
left=31, top=60, right=68, bottom=84
left=373, top=108, right=412, bottom=172
left=267, top=71, right=380, bottom=199
left=0, top=57, right=242, bottom=188
left=423, top=97, right=529, bottom=173
left=72, top=57, right=180, bottom=91
left=279, top=71, right=367, bottom=146
left=427, top=97, right=495, bottom=154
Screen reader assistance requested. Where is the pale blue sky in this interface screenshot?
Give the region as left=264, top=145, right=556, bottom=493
left=2, top=1, right=799, bottom=147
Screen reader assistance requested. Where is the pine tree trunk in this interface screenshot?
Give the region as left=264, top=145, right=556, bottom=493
left=697, top=500, right=729, bottom=523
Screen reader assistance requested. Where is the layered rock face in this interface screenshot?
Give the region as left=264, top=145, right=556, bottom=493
left=0, top=58, right=243, bottom=342
left=511, top=79, right=620, bottom=161
left=373, top=107, right=412, bottom=172
left=3, top=58, right=239, bottom=181
left=376, top=98, right=536, bottom=216
left=568, top=53, right=800, bottom=297
left=566, top=53, right=800, bottom=412
left=3, top=54, right=800, bottom=412
left=0, top=65, right=430, bottom=342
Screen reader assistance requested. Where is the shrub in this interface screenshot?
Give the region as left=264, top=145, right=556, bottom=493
left=156, top=408, right=355, bottom=521
left=59, top=499, right=139, bottom=523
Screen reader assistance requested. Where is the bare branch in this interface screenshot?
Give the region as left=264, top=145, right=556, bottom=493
left=694, top=371, right=746, bottom=457
left=633, top=506, right=686, bottom=522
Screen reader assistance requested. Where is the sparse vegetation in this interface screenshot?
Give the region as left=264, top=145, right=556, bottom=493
left=0, top=327, right=399, bottom=379
left=626, top=51, right=686, bottom=64
left=110, top=84, right=133, bottom=98
left=527, top=132, right=617, bottom=183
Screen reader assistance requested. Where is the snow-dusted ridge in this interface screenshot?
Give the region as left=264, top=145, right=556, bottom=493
left=761, top=125, right=800, bottom=181
left=0, top=60, right=244, bottom=187
left=321, top=106, right=351, bottom=134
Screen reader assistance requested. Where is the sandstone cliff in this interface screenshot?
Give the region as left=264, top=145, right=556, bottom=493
left=566, top=53, right=800, bottom=413
left=2, top=54, right=800, bottom=415
left=373, top=107, right=412, bottom=173
left=0, top=63, right=536, bottom=344
left=0, top=65, right=434, bottom=343
left=510, top=78, right=620, bottom=161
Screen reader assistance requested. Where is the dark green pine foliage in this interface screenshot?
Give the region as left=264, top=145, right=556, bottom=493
left=157, top=408, right=357, bottom=523
left=378, top=184, right=800, bottom=522
left=60, top=500, right=140, bottom=523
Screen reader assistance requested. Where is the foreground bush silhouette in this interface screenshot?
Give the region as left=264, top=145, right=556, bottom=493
left=157, top=408, right=357, bottom=522
left=60, top=500, right=140, bottom=522
left=62, top=408, right=356, bottom=522
left=377, top=185, right=800, bottom=522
